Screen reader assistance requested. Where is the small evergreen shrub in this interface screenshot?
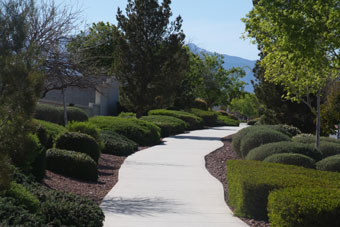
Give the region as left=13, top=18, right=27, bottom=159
left=100, top=131, right=138, bottom=156
left=245, top=141, right=322, bottom=161
left=227, top=160, right=340, bottom=220
left=148, top=109, right=204, bottom=130
left=118, top=112, right=136, bottom=118
left=141, top=115, right=187, bottom=137
left=46, top=148, right=98, bottom=181
left=55, top=132, right=100, bottom=163
left=65, top=107, right=88, bottom=123
left=232, top=126, right=255, bottom=157
left=34, top=119, right=67, bottom=148
left=66, top=121, right=101, bottom=141
left=6, top=182, right=39, bottom=213
left=217, top=115, right=240, bottom=126
left=316, top=155, right=340, bottom=173
left=263, top=153, right=315, bottom=168
left=190, top=108, right=218, bottom=126
left=293, top=134, right=340, bottom=145
left=193, top=98, right=208, bottom=110
left=89, top=116, right=161, bottom=146
left=268, top=187, right=340, bottom=227
left=240, top=128, right=291, bottom=158
left=267, top=124, right=301, bottom=137
left=319, top=142, right=340, bottom=158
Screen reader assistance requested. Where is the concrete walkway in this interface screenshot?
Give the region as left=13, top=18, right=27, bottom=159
left=100, top=125, right=249, bottom=227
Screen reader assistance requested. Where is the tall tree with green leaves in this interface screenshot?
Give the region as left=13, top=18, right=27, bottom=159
left=113, top=0, right=188, bottom=117
left=243, top=0, right=340, bottom=148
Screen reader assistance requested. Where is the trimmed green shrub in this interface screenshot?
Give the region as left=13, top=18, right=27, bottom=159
left=267, top=124, right=301, bottom=137
left=316, top=155, right=340, bottom=173
left=293, top=133, right=340, bottom=145
left=240, top=128, right=291, bottom=158
left=55, top=132, right=100, bottom=163
left=89, top=116, right=161, bottom=146
left=263, top=153, right=315, bottom=168
left=46, top=148, right=98, bottom=181
left=245, top=141, right=322, bottom=161
left=148, top=109, right=204, bottom=130
left=227, top=160, right=340, bottom=220
left=268, top=187, right=340, bottom=227
left=6, top=182, right=39, bottom=213
left=141, top=115, right=187, bottom=137
left=193, top=98, right=208, bottom=110
left=217, top=110, right=239, bottom=120
left=30, top=148, right=46, bottom=182
left=65, top=107, right=88, bottom=123
left=34, top=119, right=67, bottom=148
left=190, top=108, right=218, bottom=126
left=66, top=121, right=100, bottom=141
left=318, top=142, right=340, bottom=158
left=118, top=112, right=136, bottom=118
left=247, top=119, right=258, bottom=125
left=232, top=126, right=254, bottom=157
left=100, top=131, right=138, bottom=156
left=217, top=115, right=240, bottom=126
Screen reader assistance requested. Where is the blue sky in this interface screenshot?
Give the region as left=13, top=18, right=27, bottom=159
left=56, top=0, right=259, bottom=60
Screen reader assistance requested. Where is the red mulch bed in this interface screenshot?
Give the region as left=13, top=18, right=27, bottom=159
left=205, top=135, right=270, bottom=227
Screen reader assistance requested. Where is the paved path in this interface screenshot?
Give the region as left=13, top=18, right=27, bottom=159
left=100, top=125, right=249, bottom=227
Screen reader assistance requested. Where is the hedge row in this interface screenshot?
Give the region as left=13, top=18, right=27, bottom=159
left=34, top=119, right=67, bottom=149
left=89, top=116, right=161, bottom=146
left=227, top=160, right=340, bottom=221
left=189, top=108, right=218, bottom=126
left=34, top=103, right=88, bottom=125
left=100, top=131, right=138, bottom=156
left=263, top=153, right=316, bottom=169
left=216, top=115, right=240, bottom=126
left=141, top=115, right=187, bottom=137
left=148, top=109, right=204, bottom=130
left=293, top=133, right=340, bottom=145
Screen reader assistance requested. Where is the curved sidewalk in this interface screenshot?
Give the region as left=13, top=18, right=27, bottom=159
left=100, top=125, right=249, bottom=227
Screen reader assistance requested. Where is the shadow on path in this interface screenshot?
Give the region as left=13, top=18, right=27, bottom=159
left=172, top=135, right=222, bottom=141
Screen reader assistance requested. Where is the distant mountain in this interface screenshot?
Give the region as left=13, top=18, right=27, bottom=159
left=187, top=43, right=257, bottom=92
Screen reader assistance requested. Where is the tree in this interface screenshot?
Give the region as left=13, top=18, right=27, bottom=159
left=113, top=0, right=189, bottom=117
left=321, top=82, right=340, bottom=136
left=229, top=93, right=259, bottom=119
left=243, top=0, right=340, bottom=148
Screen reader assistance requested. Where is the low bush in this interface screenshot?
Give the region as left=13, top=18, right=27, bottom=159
left=6, top=182, right=39, bottom=213
left=240, top=128, right=291, bottom=158
left=217, top=115, right=240, bottom=126
left=46, top=148, right=98, bottom=181
left=0, top=154, right=12, bottom=193
left=245, top=141, right=322, bottom=161
left=227, top=160, right=340, bottom=220
left=34, top=104, right=88, bottom=125
left=247, top=119, right=258, bottom=125
left=263, top=153, right=315, bottom=168
left=89, top=116, right=161, bottom=146
left=216, top=110, right=239, bottom=121
left=293, top=133, right=340, bottom=145
left=319, top=142, right=340, bottom=158
left=55, top=132, right=100, bottom=163
left=118, top=112, right=136, bottom=118
left=316, top=155, right=340, bottom=173
left=141, top=115, right=187, bottom=137
left=34, top=119, right=67, bottom=149
left=66, top=121, right=100, bottom=141
left=148, top=109, right=204, bottom=130
left=268, top=187, right=340, bottom=227
left=100, top=131, right=138, bottom=156
left=190, top=108, right=218, bottom=126
left=193, top=98, right=208, bottom=110
left=232, top=127, right=254, bottom=157
left=267, top=124, right=301, bottom=137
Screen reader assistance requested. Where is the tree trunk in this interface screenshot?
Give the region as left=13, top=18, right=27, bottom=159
left=62, top=88, right=68, bottom=126
left=316, top=91, right=321, bottom=149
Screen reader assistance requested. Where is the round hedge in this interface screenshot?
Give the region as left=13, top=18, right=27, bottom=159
left=141, top=115, right=187, bottom=137
left=65, top=107, right=88, bottom=122
left=316, top=155, right=340, bottom=173
left=34, top=119, right=67, bottom=149
left=190, top=108, right=218, bottom=126
left=66, top=121, right=101, bottom=141
left=293, top=134, right=340, bottom=145
left=240, top=128, right=291, bottom=158
left=89, top=116, right=161, bottom=146
left=55, top=132, right=100, bottom=163
left=232, top=126, right=255, bottom=157
left=267, top=124, right=301, bottom=137
left=217, top=115, right=240, bottom=127
left=319, top=142, right=340, bottom=158
left=100, top=131, right=138, bottom=156
left=46, top=148, right=98, bottom=181
left=263, top=153, right=316, bottom=168
left=245, top=141, right=322, bottom=161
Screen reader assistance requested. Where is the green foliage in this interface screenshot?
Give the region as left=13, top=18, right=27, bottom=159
left=190, top=108, right=218, bottom=126
left=30, top=148, right=46, bottom=182
left=240, top=127, right=291, bottom=158
left=55, top=132, right=100, bottom=163
left=100, top=131, right=138, bottom=156
left=193, top=98, right=208, bottom=110
left=148, top=109, right=203, bottom=130
left=66, top=121, right=100, bottom=141
left=316, top=155, right=340, bottom=173
left=247, top=119, right=258, bottom=125
left=34, top=104, right=88, bottom=125
left=0, top=154, right=12, bottom=193
left=318, top=142, right=340, bottom=159
left=246, top=141, right=322, bottom=162
left=141, top=115, right=187, bottom=137
left=232, top=127, right=255, bottom=157
left=293, top=134, right=340, bottom=145
left=263, top=153, right=315, bottom=169
left=46, top=148, right=98, bottom=181
left=89, top=116, right=161, bottom=146
left=34, top=119, right=67, bottom=149
left=268, top=187, right=340, bottom=227
left=217, top=110, right=239, bottom=120
left=227, top=160, right=340, bottom=220
left=321, top=83, right=340, bottom=135
left=113, top=0, right=189, bottom=117
left=118, top=112, right=136, bottom=118
left=230, top=93, right=259, bottom=119
left=6, top=182, right=39, bottom=213
left=216, top=115, right=240, bottom=127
